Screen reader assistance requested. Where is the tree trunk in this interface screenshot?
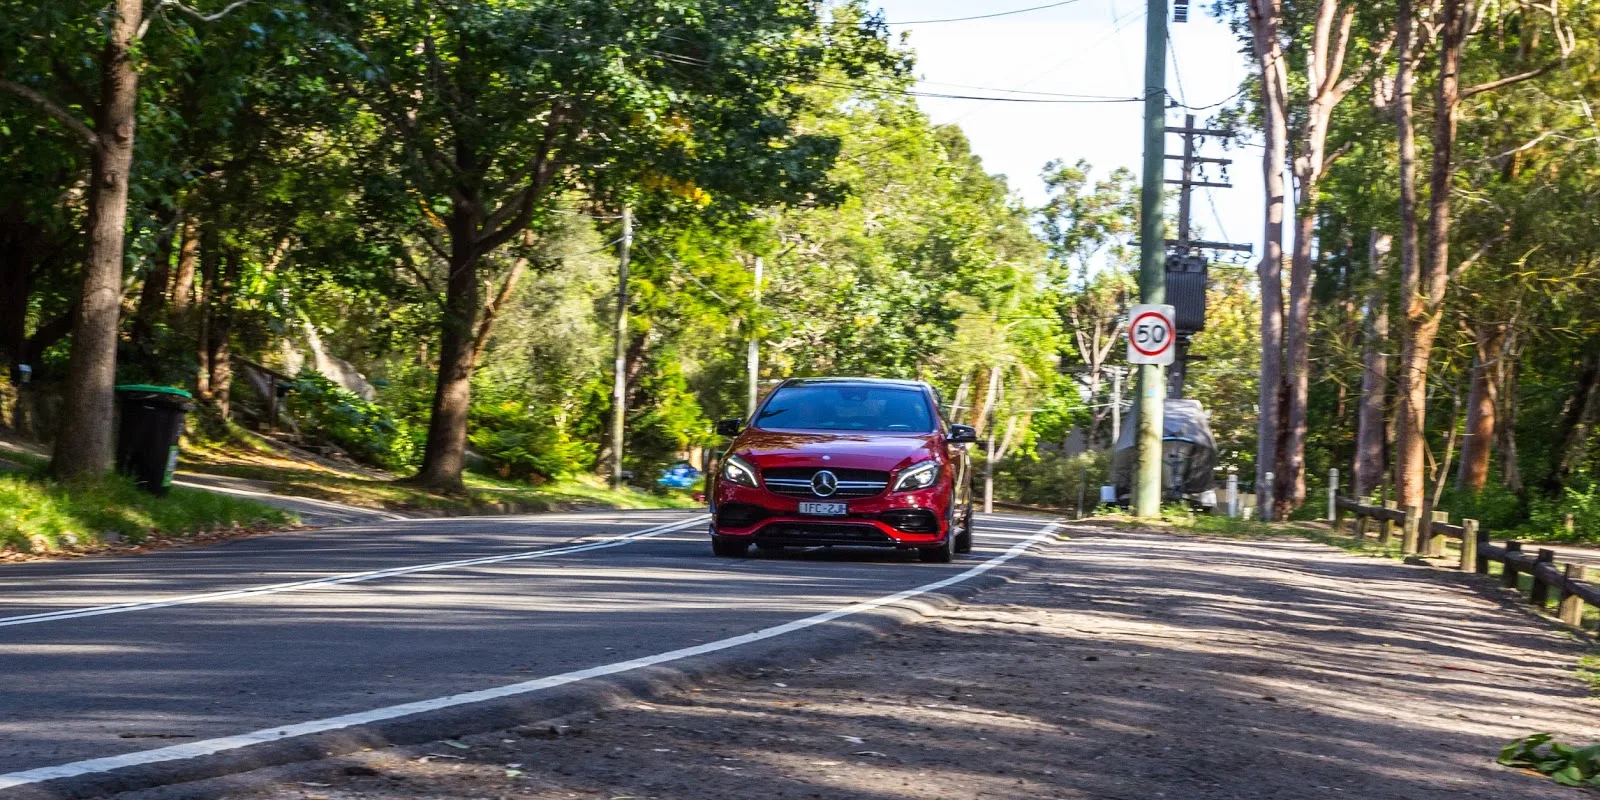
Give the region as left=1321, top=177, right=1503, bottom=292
left=1392, top=0, right=1439, bottom=513
left=1279, top=177, right=1317, bottom=515
left=194, top=226, right=219, bottom=401
left=204, top=248, right=238, bottom=419
left=1543, top=340, right=1600, bottom=497
left=1250, top=0, right=1289, bottom=517
left=50, top=0, right=142, bottom=478
left=1353, top=231, right=1392, bottom=497
left=0, top=214, right=36, bottom=374
left=130, top=213, right=177, bottom=349
left=170, top=216, right=199, bottom=311
left=413, top=207, right=482, bottom=492
left=972, top=366, right=1001, bottom=438
left=1432, top=382, right=1463, bottom=510
left=1498, top=329, right=1523, bottom=492
left=1456, top=322, right=1503, bottom=493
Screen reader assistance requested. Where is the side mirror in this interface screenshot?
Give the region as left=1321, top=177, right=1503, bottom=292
left=716, top=419, right=743, bottom=437
left=948, top=424, right=978, bottom=444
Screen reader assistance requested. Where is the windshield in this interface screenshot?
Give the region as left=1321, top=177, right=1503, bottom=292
left=754, top=384, right=935, bottom=433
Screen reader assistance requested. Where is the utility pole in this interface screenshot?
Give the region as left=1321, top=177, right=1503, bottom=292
left=610, top=206, right=633, bottom=490
left=1133, top=0, right=1169, bottom=518
left=1162, top=114, right=1252, bottom=398
left=746, top=256, right=763, bottom=419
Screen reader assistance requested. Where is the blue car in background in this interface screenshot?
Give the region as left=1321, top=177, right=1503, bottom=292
left=658, top=461, right=702, bottom=489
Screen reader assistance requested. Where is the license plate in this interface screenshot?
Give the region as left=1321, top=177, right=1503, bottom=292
left=798, top=502, right=847, bottom=516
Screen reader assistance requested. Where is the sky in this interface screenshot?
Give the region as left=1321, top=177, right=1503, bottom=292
left=869, top=0, right=1265, bottom=260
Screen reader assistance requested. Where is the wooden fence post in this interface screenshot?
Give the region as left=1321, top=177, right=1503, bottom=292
left=1502, top=541, right=1522, bottom=588
left=1426, top=509, right=1448, bottom=557
left=1531, top=549, right=1556, bottom=607
left=1401, top=506, right=1420, bottom=555
left=1459, top=519, right=1478, bottom=572
left=1559, top=564, right=1588, bottom=626
left=1473, top=521, right=1490, bottom=574
left=1380, top=501, right=1396, bottom=546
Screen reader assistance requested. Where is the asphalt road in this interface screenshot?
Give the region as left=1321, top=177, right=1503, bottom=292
left=0, top=510, right=1058, bottom=794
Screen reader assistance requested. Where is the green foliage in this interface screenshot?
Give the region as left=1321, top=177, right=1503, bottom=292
left=0, top=471, right=290, bottom=552
left=285, top=370, right=417, bottom=470
left=996, top=451, right=1109, bottom=511
left=1524, top=480, right=1600, bottom=543
left=1441, top=480, right=1529, bottom=535
left=1499, top=734, right=1600, bottom=788
left=468, top=388, right=596, bottom=482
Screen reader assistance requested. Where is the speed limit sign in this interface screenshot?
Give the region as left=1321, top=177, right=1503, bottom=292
left=1126, top=304, right=1176, bottom=365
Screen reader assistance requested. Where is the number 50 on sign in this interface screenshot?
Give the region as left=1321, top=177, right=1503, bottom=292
left=1126, top=304, right=1176, bottom=365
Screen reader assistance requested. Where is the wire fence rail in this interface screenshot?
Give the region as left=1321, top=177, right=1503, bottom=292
left=1330, top=484, right=1598, bottom=637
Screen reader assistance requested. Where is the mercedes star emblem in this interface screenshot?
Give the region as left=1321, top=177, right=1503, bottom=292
left=811, top=469, right=839, bottom=497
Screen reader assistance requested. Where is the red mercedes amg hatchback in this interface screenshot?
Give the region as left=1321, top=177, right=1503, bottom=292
left=708, top=378, right=978, bottom=562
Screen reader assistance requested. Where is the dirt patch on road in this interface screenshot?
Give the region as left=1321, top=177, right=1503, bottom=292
left=224, top=528, right=1599, bottom=799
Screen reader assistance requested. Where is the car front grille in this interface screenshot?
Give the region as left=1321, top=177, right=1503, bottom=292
left=753, top=522, right=897, bottom=546
left=762, top=467, right=890, bottom=499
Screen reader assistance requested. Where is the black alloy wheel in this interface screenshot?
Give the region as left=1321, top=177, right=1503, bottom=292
left=919, top=527, right=956, bottom=563
left=955, top=504, right=974, bottom=553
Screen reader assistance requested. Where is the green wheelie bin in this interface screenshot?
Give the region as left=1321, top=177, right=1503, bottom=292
left=114, top=384, right=194, bottom=496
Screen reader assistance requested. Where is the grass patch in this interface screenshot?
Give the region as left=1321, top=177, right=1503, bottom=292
left=0, top=469, right=293, bottom=554
left=1097, top=507, right=1404, bottom=559
left=181, top=459, right=699, bottom=514
left=1578, top=654, right=1600, bottom=697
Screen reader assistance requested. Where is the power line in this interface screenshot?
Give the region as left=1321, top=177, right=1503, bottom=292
left=915, top=79, right=1145, bottom=100
left=811, top=78, right=1139, bottom=104
left=1168, top=86, right=1246, bottom=111
left=887, top=0, right=1087, bottom=25
left=1166, top=37, right=1188, bottom=106
left=839, top=9, right=1148, bottom=164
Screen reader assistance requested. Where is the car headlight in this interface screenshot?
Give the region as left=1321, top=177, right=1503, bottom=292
left=892, top=460, right=941, bottom=493
left=721, top=453, right=759, bottom=488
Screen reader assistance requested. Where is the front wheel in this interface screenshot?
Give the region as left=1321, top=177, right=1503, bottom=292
left=919, top=530, right=956, bottom=563
left=955, top=505, right=974, bottom=553
left=711, top=536, right=750, bottom=557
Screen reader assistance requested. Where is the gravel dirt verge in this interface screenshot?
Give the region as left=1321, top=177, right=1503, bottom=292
left=151, top=526, right=1599, bottom=800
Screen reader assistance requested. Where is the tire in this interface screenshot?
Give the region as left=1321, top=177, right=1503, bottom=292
left=955, top=505, right=974, bottom=554
left=919, top=530, right=955, bottom=563
left=711, top=536, right=750, bottom=557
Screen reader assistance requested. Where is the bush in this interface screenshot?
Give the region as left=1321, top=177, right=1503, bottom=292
left=1442, top=480, right=1527, bottom=533
left=1524, top=482, right=1600, bottom=542
left=285, top=370, right=418, bottom=470
left=469, top=394, right=596, bottom=482
left=995, top=450, right=1109, bottom=511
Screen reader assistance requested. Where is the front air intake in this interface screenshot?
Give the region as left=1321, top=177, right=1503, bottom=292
left=879, top=509, right=939, bottom=533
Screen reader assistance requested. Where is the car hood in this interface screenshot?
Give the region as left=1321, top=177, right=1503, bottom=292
left=733, top=429, right=941, bottom=473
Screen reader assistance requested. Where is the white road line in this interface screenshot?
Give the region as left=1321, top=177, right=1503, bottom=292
left=0, top=515, right=708, bottom=630
left=0, top=519, right=1060, bottom=791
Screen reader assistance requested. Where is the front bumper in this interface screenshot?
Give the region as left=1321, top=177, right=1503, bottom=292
left=711, top=480, right=953, bottom=548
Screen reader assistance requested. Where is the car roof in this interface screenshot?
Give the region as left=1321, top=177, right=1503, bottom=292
left=780, top=377, right=930, bottom=390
